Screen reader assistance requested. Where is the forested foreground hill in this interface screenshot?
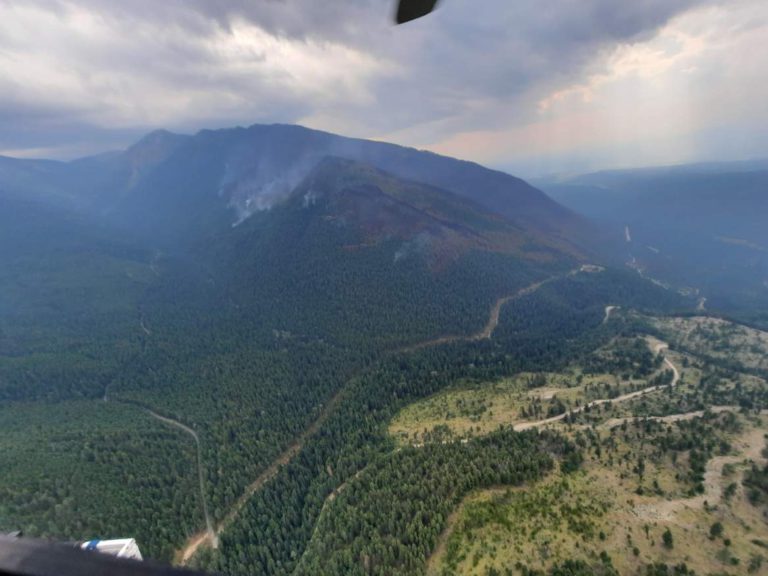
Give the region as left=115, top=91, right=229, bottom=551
left=0, top=125, right=699, bottom=571
left=205, top=270, right=689, bottom=576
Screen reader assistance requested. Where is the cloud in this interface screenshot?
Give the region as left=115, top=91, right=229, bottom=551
left=428, top=0, right=768, bottom=175
left=0, top=0, right=764, bottom=172
left=0, top=1, right=391, bottom=156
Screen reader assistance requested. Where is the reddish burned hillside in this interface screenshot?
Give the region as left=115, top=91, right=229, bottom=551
left=295, top=157, right=578, bottom=269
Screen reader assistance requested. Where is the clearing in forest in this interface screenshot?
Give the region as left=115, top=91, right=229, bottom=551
left=427, top=412, right=768, bottom=576
left=391, top=314, right=768, bottom=575
left=390, top=336, right=673, bottom=444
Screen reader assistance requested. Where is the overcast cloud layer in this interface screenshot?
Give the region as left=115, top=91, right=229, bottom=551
left=0, top=0, right=765, bottom=174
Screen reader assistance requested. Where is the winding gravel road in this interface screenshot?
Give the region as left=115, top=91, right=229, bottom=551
left=513, top=342, right=680, bottom=432
left=145, top=411, right=217, bottom=558
left=403, top=266, right=591, bottom=352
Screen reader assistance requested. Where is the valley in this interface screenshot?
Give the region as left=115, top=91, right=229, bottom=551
left=538, top=162, right=768, bottom=330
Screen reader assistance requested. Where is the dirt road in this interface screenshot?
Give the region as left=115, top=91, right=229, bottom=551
left=403, top=267, right=589, bottom=353
left=140, top=314, right=151, bottom=336
left=294, top=467, right=368, bottom=571
left=176, top=386, right=347, bottom=564
left=603, top=305, right=619, bottom=324
left=145, top=411, right=217, bottom=560
left=514, top=342, right=679, bottom=432
left=173, top=265, right=601, bottom=562
left=600, top=405, right=740, bottom=430
left=103, top=390, right=216, bottom=562
left=635, top=424, right=767, bottom=521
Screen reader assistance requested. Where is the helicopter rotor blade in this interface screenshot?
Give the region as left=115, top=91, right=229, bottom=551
left=395, top=0, right=440, bottom=24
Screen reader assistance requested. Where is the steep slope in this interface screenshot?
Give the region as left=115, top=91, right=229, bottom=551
left=205, top=157, right=575, bottom=348
left=66, top=129, right=189, bottom=212
left=289, top=156, right=560, bottom=264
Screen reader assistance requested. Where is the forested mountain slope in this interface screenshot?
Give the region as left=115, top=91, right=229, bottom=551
left=210, top=267, right=689, bottom=576
left=203, top=157, right=574, bottom=348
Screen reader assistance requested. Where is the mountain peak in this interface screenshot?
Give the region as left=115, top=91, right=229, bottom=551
left=129, top=129, right=185, bottom=149
left=127, top=128, right=186, bottom=156
left=124, top=129, right=188, bottom=175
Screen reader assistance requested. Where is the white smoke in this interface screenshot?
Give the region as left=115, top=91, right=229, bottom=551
left=303, top=186, right=319, bottom=208
left=394, top=232, right=432, bottom=263
left=219, top=149, right=324, bottom=224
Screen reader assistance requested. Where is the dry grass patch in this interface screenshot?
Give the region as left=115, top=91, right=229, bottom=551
left=388, top=370, right=637, bottom=445
left=428, top=416, right=768, bottom=576
left=653, top=316, right=768, bottom=372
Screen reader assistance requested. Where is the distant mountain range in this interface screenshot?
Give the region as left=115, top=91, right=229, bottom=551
left=13, top=124, right=768, bottom=334
left=7, top=125, right=764, bottom=331
left=537, top=160, right=768, bottom=326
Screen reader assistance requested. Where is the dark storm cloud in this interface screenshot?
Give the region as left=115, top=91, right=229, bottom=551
left=18, top=0, right=384, bottom=44
left=0, top=0, right=717, bottom=158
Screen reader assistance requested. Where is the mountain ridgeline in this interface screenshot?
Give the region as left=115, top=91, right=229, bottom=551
left=1, top=124, right=590, bottom=253
left=202, top=156, right=583, bottom=347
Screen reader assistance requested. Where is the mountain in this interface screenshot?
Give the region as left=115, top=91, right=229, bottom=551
left=0, top=124, right=593, bottom=255
left=279, top=156, right=557, bottom=264
left=0, top=126, right=591, bottom=549
left=0, top=123, right=603, bottom=346
left=197, top=156, right=580, bottom=348
left=539, top=162, right=768, bottom=244
left=0, top=125, right=598, bottom=358
left=537, top=162, right=768, bottom=326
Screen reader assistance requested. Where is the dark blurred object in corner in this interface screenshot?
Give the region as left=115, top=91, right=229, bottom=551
left=396, top=0, right=440, bottom=24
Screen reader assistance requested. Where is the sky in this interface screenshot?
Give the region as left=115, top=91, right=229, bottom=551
left=0, top=0, right=766, bottom=176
